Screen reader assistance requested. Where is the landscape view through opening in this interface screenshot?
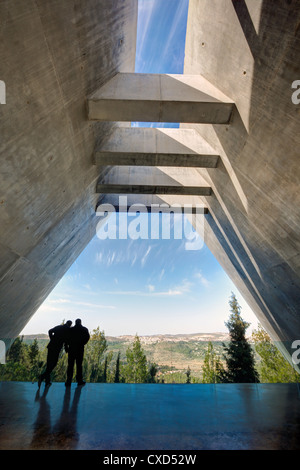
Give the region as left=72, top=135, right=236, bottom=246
left=17, top=0, right=263, bottom=384
left=21, top=0, right=258, bottom=338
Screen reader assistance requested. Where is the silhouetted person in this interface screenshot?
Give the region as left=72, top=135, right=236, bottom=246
left=65, top=319, right=90, bottom=387
left=38, top=320, right=72, bottom=387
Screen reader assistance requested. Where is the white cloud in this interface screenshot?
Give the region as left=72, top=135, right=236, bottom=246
left=135, top=0, right=158, bottom=70
left=105, top=278, right=191, bottom=298
left=141, top=246, right=151, bottom=267
left=104, top=250, right=117, bottom=267
left=160, top=1, right=188, bottom=63
left=45, top=298, right=115, bottom=310
left=194, top=271, right=211, bottom=289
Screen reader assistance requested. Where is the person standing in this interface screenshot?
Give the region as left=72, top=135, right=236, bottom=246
left=38, top=320, right=72, bottom=388
left=65, top=319, right=90, bottom=387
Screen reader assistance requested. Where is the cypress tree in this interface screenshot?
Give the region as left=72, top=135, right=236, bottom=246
left=125, top=334, right=148, bottom=383
left=186, top=366, right=191, bottom=384
left=202, top=341, right=223, bottom=383
left=218, top=293, right=259, bottom=383
left=114, top=351, right=121, bottom=383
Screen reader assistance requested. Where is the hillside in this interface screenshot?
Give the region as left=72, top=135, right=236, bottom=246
left=23, top=332, right=230, bottom=379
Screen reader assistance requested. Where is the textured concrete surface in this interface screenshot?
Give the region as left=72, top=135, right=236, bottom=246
left=0, top=0, right=137, bottom=341
left=88, top=73, right=234, bottom=123
left=96, top=184, right=212, bottom=196
left=0, top=382, right=299, bottom=450
left=88, top=2, right=300, bottom=367
left=94, top=127, right=220, bottom=168
left=179, top=0, right=300, bottom=364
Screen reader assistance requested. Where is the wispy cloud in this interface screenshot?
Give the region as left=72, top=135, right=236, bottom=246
left=141, top=246, right=151, bottom=267
left=107, top=251, right=116, bottom=267
left=194, top=271, right=211, bottom=289
left=104, top=289, right=181, bottom=297
left=136, top=0, right=157, bottom=66
left=105, top=278, right=191, bottom=298
left=96, top=243, right=155, bottom=269
left=47, top=298, right=116, bottom=310
left=135, top=0, right=162, bottom=73
left=160, top=1, right=188, bottom=64
left=135, top=0, right=189, bottom=74
left=95, top=252, right=103, bottom=264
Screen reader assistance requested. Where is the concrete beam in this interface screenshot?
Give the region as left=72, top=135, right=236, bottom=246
left=95, top=127, right=220, bottom=167
left=88, top=73, right=234, bottom=123
left=96, top=183, right=212, bottom=196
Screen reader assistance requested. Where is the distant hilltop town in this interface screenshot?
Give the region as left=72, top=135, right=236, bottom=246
left=23, top=332, right=230, bottom=344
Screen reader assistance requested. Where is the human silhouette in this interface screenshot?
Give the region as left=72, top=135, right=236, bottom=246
left=65, top=319, right=90, bottom=387
left=38, top=320, right=72, bottom=387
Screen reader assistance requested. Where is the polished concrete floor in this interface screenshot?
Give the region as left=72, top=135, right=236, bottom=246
left=0, top=382, right=299, bottom=450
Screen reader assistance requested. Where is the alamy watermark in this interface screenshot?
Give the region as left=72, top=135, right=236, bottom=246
left=291, top=80, right=300, bottom=105
left=96, top=196, right=205, bottom=250
left=0, top=80, right=6, bottom=104
left=0, top=340, right=6, bottom=364
left=292, top=340, right=300, bottom=366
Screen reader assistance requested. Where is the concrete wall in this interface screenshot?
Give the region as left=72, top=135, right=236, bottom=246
left=0, top=0, right=137, bottom=339
left=182, top=0, right=300, bottom=360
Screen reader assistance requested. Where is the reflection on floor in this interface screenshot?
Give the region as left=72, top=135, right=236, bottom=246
left=0, top=382, right=299, bottom=450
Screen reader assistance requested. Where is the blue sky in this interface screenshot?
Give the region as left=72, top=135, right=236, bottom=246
left=21, top=0, right=259, bottom=336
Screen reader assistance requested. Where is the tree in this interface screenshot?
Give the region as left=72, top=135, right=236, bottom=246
left=147, top=362, right=158, bottom=383
left=202, top=341, right=223, bottom=383
left=103, top=356, right=108, bottom=383
left=252, top=324, right=300, bottom=383
left=114, top=351, right=121, bottom=383
left=185, top=366, right=191, bottom=384
left=28, top=339, right=39, bottom=364
left=7, top=336, right=24, bottom=363
left=124, top=334, right=148, bottom=383
left=86, top=326, right=108, bottom=382
left=1, top=336, right=35, bottom=381
left=218, top=293, right=259, bottom=383
left=28, top=339, right=44, bottom=382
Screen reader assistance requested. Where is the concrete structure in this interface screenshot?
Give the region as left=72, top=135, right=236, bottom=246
left=181, top=0, right=300, bottom=364
left=94, top=127, right=220, bottom=168
left=0, top=382, right=300, bottom=450
left=0, top=0, right=137, bottom=342
left=96, top=184, right=212, bottom=196
left=90, top=0, right=300, bottom=367
left=88, top=73, right=234, bottom=123
left=0, top=0, right=300, bottom=373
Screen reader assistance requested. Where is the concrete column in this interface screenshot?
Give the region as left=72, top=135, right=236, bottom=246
left=88, top=73, right=234, bottom=123
left=95, top=127, right=220, bottom=167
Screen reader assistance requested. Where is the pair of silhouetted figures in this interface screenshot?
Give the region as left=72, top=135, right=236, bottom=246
left=38, top=318, right=90, bottom=388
